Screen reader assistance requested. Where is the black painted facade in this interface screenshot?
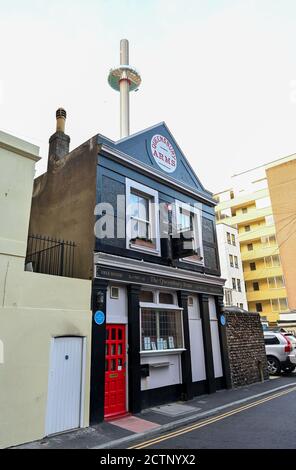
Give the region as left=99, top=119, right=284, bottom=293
left=90, top=122, right=231, bottom=423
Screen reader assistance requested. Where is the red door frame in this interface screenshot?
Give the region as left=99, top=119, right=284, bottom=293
left=104, top=324, right=128, bottom=419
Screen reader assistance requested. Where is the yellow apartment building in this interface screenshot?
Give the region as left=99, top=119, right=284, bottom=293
left=214, top=155, right=296, bottom=324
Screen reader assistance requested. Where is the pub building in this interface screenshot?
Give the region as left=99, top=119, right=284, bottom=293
left=28, top=40, right=232, bottom=426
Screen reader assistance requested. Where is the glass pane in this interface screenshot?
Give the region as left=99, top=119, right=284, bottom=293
left=118, top=344, right=122, bottom=355
left=111, top=359, right=116, bottom=371
left=140, top=291, right=154, bottom=302
left=111, top=344, right=116, bottom=356
left=130, top=193, right=138, bottom=216
left=105, top=360, right=109, bottom=371
left=268, top=278, right=276, bottom=289
left=118, top=358, right=123, bottom=368
left=138, top=221, right=149, bottom=239
left=118, top=328, right=122, bottom=340
left=141, top=309, right=183, bottom=351
left=279, top=298, right=288, bottom=310
left=138, top=196, right=149, bottom=221
left=141, top=309, right=157, bottom=350
left=265, top=257, right=272, bottom=268
left=272, top=255, right=280, bottom=267
left=130, top=191, right=149, bottom=221
left=159, top=292, right=174, bottom=304
left=111, top=329, right=116, bottom=340
left=105, top=344, right=109, bottom=355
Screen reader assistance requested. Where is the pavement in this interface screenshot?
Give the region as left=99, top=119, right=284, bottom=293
left=15, top=373, right=296, bottom=449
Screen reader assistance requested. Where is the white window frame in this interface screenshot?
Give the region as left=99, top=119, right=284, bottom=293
left=174, top=200, right=204, bottom=265
left=110, top=286, right=120, bottom=299
left=140, top=307, right=185, bottom=354
left=126, top=178, right=160, bottom=255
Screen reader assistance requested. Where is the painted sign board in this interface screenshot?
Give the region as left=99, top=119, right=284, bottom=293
left=151, top=134, right=177, bottom=173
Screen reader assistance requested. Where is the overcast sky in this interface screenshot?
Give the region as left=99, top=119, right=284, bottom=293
left=1, top=0, right=296, bottom=192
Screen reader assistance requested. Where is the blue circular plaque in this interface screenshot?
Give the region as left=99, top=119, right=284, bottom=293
left=94, top=310, right=105, bottom=325
left=220, top=315, right=226, bottom=326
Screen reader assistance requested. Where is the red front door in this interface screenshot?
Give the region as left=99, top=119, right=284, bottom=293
left=104, top=324, right=127, bottom=419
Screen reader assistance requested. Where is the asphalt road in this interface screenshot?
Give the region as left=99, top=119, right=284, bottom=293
left=129, top=382, right=296, bottom=449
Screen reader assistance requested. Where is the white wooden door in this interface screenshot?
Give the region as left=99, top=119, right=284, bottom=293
left=209, top=297, right=223, bottom=378
left=45, top=337, right=84, bottom=436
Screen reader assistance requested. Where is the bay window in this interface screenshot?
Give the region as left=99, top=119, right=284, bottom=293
left=141, top=308, right=184, bottom=352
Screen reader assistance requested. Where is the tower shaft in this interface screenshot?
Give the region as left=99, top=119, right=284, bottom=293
left=120, top=40, right=130, bottom=138
left=108, top=39, right=141, bottom=139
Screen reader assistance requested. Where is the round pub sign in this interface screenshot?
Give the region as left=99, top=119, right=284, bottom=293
left=151, top=134, right=177, bottom=173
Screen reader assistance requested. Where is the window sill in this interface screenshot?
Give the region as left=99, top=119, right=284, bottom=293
left=179, top=258, right=204, bottom=266
left=140, top=349, right=185, bottom=356
left=129, top=243, right=160, bottom=256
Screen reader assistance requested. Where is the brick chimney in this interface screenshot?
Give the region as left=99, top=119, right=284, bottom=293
left=48, top=108, right=70, bottom=164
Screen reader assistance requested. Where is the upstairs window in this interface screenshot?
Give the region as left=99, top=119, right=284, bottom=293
left=126, top=179, right=160, bottom=255
left=256, top=303, right=263, bottom=312
left=174, top=201, right=203, bottom=264
left=231, top=234, right=236, bottom=246
left=234, top=256, right=239, bottom=268
left=130, top=190, right=150, bottom=239
left=229, top=254, right=234, bottom=267
left=227, top=232, right=231, bottom=244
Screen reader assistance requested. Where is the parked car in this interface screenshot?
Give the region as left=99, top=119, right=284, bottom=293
left=264, top=331, right=296, bottom=375
left=282, top=333, right=296, bottom=347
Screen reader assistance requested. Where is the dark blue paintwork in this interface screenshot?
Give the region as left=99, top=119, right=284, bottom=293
left=97, top=122, right=213, bottom=199
left=95, top=122, right=220, bottom=276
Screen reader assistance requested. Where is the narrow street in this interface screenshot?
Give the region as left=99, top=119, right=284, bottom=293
left=128, top=377, right=296, bottom=449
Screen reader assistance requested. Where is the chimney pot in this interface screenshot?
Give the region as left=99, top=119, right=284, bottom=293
left=56, top=107, right=67, bottom=133
left=48, top=107, right=70, bottom=165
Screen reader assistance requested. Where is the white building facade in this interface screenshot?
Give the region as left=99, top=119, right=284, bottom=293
left=216, top=223, right=248, bottom=310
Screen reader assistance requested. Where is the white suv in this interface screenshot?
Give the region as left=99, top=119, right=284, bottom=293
left=264, top=331, right=296, bottom=375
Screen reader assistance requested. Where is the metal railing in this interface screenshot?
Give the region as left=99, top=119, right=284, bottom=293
left=25, top=234, right=76, bottom=278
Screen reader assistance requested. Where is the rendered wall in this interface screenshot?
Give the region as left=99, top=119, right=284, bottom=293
left=0, top=131, right=92, bottom=448
left=0, top=273, right=92, bottom=449
left=267, top=159, right=296, bottom=310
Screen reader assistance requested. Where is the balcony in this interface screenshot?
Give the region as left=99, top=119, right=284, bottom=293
left=216, top=188, right=269, bottom=211
left=241, top=245, right=279, bottom=262
left=238, top=225, right=275, bottom=243
left=247, top=288, right=287, bottom=302
left=243, top=266, right=284, bottom=281
left=227, top=206, right=272, bottom=227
